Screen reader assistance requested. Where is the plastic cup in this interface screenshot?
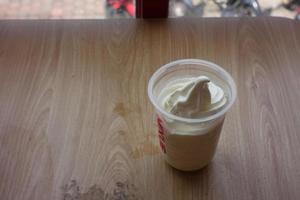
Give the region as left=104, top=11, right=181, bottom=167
left=148, top=59, right=237, bottom=171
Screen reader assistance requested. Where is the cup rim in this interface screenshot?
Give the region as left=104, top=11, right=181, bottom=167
left=148, top=59, right=237, bottom=123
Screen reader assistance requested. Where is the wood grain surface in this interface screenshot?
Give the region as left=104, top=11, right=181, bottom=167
left=0, top=17, right=300, bottom=200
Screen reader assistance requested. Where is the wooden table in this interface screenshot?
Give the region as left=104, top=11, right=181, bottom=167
left=0, top=17, right=300, bottom=200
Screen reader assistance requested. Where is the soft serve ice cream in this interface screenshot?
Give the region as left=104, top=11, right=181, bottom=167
left=157, top=76, right=227, bottom=171
left=161, top=76, right=226, bottom=118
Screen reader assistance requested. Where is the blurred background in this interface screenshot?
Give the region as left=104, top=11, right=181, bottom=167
left=0, top=0, right=299, bottom=20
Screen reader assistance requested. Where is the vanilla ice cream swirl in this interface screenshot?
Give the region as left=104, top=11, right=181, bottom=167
left=162, top=76, right=226, bottom=118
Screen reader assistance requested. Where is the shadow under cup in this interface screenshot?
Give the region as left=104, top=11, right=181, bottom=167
left=148, top=59, right=237, bottom=171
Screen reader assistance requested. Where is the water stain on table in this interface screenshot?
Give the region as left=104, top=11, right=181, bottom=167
left=130, top=134, right=160, bottom=159
left=62, top=180, right=142, bottom=200
left=113, top=102, right=132, bottom=117
left=117, top=130, right=160, bottom=159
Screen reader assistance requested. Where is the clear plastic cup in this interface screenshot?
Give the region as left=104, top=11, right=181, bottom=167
left=148, top=59, right=237, bottom=171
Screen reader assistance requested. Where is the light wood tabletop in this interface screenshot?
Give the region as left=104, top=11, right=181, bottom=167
left=0, top=17, right=300, bottom=200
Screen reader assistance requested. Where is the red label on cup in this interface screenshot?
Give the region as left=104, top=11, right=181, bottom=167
left=157, top=116, right=166, bottom=153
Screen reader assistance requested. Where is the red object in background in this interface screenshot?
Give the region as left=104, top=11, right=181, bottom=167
left=107, top=0, right=135, bottom=17
left=112, top=1, right=121, bottom=9
left=136, top=0, right=169, bottom=18
left=125, top=1, right=135, bottom=16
